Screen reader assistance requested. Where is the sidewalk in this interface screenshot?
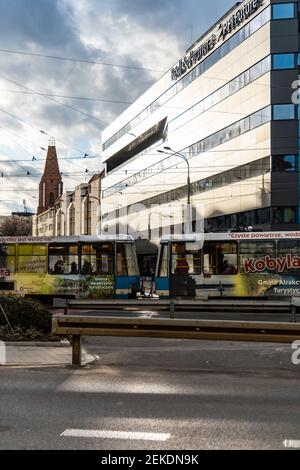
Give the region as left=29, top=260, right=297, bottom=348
left=0, top=343, right=95, bottom=367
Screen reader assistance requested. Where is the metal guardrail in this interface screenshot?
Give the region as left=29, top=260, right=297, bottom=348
left=54, top=298, right=294, bottom=315
left=52, top=315, right=300, bottom=366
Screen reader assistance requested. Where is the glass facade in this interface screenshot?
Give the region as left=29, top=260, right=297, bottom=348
left=272, top=155, right=297, bottom=172
left=272, top=3, right=296, bottom=19
left=272, top=53, right=295, bottom=69
left=103, top=5, right=272, bottom=152
left=272, top=207, right=297, bottom=224
left=102, top=2, right=300, bottom=235
left=205, top=208, right=271, bottom=232
left=273, top=104, right=296, bottom=120
left=104, top=104, right=297, bottom=198
left=169, top=55, right=272, bottom=135
left=106, top=48, right=298, bottom=179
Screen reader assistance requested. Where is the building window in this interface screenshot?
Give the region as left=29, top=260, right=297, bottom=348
left=273, top=53, right=295, bottom=69
left=272, top=207, right=297, bottom=224
left=273, top=104, right=295, bottom=120
left=83, top=198, right=92, bottom=235
left=272, top=3, right=296, bottom=19
left=69, top=204, right=75, bottom=236
left=272, top=155, right=297, bottom=172
left=49, top=192, right=54, bottom=206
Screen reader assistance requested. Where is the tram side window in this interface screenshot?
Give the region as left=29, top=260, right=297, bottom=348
left=17, top=244, right=47, bottom=273
left=49, top=244, right=79, bottom=275
left=239, top=242, right=276, bottom=273
left=81, top=244, right=113, bottom=275
left=171, top=243, right=201, bottom=275
left=204, top=243, right=238, bottom=275
left=158, top=244, right=168, bottom=277
left=0, top=244, right=16, bottom=274
left=278, top=241, right=300, bottom=273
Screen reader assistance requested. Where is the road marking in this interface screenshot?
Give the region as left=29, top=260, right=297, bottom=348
left=61, top=429, right=170, bottom=442
left=283, top=439, right=300, bottom=448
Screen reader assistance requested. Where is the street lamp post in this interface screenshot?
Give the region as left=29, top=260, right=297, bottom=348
left=87, top=194, right=101, bottom=235
left=157, top=146, right=191, bottom=206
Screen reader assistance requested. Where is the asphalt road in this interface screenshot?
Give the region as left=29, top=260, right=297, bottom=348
left=1, top=337, right=300, bottom=450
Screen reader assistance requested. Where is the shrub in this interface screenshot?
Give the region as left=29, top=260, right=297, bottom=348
left=0, top=325, right=59, bottom=342
left=0, top=295, right=52, bottom=333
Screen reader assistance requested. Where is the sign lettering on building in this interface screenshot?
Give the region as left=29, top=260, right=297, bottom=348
left=171, top=0, right=263, bottom=81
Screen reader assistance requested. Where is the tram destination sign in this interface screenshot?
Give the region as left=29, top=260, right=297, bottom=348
left=171, top=0, right=263, bottom=81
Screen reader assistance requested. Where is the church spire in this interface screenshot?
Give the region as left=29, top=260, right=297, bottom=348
left=37, top=140, right=63, bottom=215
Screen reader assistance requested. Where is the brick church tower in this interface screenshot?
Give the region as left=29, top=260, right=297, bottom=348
left=37, top=140, right=63, bottom=215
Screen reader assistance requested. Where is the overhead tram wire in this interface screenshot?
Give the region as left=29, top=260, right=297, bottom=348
left=0, top=79, right=294, bottom=111
left=0, top=39, right=291, bottom=117
left=0, top=143, right=296, bottom=169
left=0, top=126, right=45, bottom=159
left=0, top=74, right=108, bottom=126
left=0, top=127, right=75, bottom=170
left=0, top=107, right=94, bottom=157
left=0, top=48, right=165, bottom=74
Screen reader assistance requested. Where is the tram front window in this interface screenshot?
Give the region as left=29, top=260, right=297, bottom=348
left=81, top=244, right=113, bottom=275
left=0, top=244, right=16, bottom=274
left=157, top=244, right=168, bottom=277
left=204, top=242, right=237, bottom=275
left=116, top=244, right=139, bottom=276
left=171, top=243, right=201, bottom=275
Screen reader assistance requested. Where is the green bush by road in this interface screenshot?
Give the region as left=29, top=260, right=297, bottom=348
left=0, top=294, right=54, bottom=341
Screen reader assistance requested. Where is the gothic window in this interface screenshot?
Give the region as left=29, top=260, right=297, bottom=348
left=49, top=192, right=55, bottom=206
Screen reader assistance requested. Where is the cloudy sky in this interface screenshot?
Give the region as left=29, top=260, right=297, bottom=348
left=0, top=0, right=233, bottom=214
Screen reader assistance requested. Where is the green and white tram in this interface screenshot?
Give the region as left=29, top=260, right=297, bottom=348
left=0, top=235, right=140, bottom=299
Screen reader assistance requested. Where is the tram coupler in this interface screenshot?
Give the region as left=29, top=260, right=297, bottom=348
left=170, top=300, right=175, bottom=319
left=218, top=282, right=225, bottom=297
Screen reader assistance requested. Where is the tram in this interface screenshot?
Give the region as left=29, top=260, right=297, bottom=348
left=0, top=235, right=140, bottom=299
left=155, top=232, right=300, bottom=299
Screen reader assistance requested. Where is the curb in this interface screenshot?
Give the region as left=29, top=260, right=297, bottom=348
left=0, top=348, right=95, bottom=368
left=3, top=339, right=71, bottom=347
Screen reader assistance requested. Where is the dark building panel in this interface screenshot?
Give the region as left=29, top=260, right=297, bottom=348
left=270, top=19, right=299, bottom=53
left=271, top=172, right=299, bottom=206
left=270, top=70, right=299, bottom=103
left=270, top=121, right=298, bottom=154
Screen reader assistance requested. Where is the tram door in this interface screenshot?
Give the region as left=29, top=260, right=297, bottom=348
left=169, top=242, right=201, bottom=298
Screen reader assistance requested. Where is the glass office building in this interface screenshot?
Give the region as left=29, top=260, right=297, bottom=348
left=101, top=0, right=300, bottom=242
